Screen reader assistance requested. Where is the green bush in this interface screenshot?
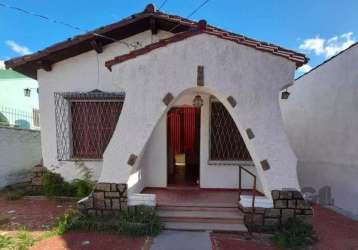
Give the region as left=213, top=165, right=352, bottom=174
left=43, top=206, right=161, bottom=237
left=42, top=171, right=73, bottom=197
left=118, top=206, right=162, bottom=236
left=272, top=217, right=318, bottom=250
left=42, top=170, right=94, bottom=198
left=71, top=179, right=94, bottom=198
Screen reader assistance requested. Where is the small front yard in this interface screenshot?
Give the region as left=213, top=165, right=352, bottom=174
left=0, top=196, right=152, bottom=250
left=0, top=196, right=357, bottom=250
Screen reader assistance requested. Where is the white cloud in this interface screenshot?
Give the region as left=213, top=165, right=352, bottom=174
left=298, top=64, right=312, bottom=74
left=5, top=40, right=32, bottom=55
left=299, top=32, right=356, bottom=59
left=0, top=60, right=4, bottom=69
left=299, top=37, right=325, bottom=55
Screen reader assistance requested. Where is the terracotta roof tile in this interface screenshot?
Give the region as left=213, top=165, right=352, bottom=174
left=5, top=4, right=308, bottom=79
left=106, top=24, right=307, bottom=70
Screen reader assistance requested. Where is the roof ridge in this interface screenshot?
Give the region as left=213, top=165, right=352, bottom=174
left=5, top=4, right=308, bottom=79
left=105, top=24, right=307, bottom=70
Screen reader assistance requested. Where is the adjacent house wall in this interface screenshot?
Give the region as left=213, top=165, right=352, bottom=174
left=280, top=44, right=358, bottom=214
left=0, top=127, right=41, bottom=188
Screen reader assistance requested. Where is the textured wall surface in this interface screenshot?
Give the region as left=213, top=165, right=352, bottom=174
left=281, top=44, right=358, bottom=214
left=107, top=33, right=298, bottom=198
left=38, top=30, right=299, bottom=198
left=0, top=127, right=41, bottom=188
left=37, top=30, right=172, bottom=181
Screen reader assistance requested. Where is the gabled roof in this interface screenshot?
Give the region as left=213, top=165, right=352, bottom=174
left=105, top=21, right=307, bottom=71
left=5, top=4, right=308, bottom=79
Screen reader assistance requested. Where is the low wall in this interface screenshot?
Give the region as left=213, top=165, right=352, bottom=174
left=0, top=126, right=42, bottom=188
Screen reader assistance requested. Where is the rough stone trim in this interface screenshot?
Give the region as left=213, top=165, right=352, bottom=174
left=162, top=92, right=174, bottom=106
left=246, top=128, right=255, bottom=139
left=28, top=165, right=46, bottom=193
left=260, top=160, right=270, bottom=171
left=197, top=65, right=204, bottom=86
left=127, top=154, right=138, bottom=166
left=227, top=96, right=237, bottom=108
left=239, top=190, right=313, bottom=232
left=78, top=182, right=128, bottom=217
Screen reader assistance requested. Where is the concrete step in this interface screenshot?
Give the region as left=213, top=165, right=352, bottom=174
left=163, top=221, right=248, bottom=232
left=160, top=217, right=243, bottom=224
left=157, top=204, right=238, bottom=211
left=157, top=209, right=243, bottom=220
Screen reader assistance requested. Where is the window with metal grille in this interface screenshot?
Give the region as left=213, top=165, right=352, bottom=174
left=54, top=90, right=124, bottom=160
left=71, top=101, right=122, bottom=159
left=209, top=100, right=252, bottom=163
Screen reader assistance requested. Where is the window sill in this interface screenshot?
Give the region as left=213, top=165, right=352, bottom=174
left=208, top=160, right=255, bottom=166
left=59, top=158, right=103, bottom=162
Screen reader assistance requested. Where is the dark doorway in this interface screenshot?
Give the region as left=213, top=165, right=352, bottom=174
left=167, top=106, right=200, bottom=186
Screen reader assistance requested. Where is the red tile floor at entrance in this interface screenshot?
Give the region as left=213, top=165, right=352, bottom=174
left=142, top=187, right=263, bottom=207
left=210, top=204, right=358, bottom=250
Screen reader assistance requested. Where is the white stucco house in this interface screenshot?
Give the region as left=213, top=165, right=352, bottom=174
left=6, top=4, right=313, bottom=230
left=281, top=43, right=358, bottom=216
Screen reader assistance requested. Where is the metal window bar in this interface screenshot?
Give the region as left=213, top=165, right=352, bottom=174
left=209, top=99, right=252, bottom=162
left=238, top=165, right=257, bottom=233
left=0, top=106, right=40, bottom=130
left=54, top=91, right=125, bottom=161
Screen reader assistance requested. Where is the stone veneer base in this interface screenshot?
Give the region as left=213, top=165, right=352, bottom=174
left=78, top=182, right=128, bottom=217
left=239, top=190, right=313, bottom=232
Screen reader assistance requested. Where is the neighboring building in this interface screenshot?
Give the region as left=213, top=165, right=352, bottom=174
left=281, top=43, right=358, bottom=215
left=0, top=69, right=39, bottom=129
left=6, top=4, right=312, bottom=230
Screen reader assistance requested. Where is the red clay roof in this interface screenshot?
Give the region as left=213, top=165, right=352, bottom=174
left=105, top=20, right=307, bottom=70
left=5, top=4, right=308, bottom=79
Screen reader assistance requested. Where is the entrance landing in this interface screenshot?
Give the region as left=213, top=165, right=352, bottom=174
left=142, top=187, right=251, bottom=232
left=142, top=187, right=260, bottom=208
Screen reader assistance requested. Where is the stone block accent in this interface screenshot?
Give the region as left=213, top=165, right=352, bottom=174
left=227, top=96, right=237, bottom=108
left=127, top=154, right=138, bottom=166
left=162, top=92, right=174, bottom=106
left=78, top=182, right=128, bottom=217
left=28, top=165, right=46, bottom=192
left=239, top=189, right=313, bottom=232
left=197, top=65, right=204, bottom=86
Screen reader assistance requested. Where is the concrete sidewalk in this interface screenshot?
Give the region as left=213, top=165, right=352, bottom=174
left=150, top=230, right=212, bottom=250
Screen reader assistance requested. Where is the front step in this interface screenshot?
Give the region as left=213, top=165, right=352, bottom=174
left=157, top=205, right=247, bottom=232
left=163, top=221, right=248, bottom=232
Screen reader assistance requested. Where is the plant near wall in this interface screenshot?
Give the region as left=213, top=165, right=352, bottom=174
left=42, top=171, right=73, bottom=197
left=272, top=217, right=318, bottom=250
left=118, top=206, right=162, bottom=236
left=42, top=162, right=95, bottom=198
left=72, top=161, right=95, bottom=198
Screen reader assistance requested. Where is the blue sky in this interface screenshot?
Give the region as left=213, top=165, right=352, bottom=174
left=0, top=0, right=357, bottom=77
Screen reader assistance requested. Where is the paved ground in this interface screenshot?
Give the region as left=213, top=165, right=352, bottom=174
left=150, top=230, right=211, bottom=250
left=0, top=196, right=73, bottom=232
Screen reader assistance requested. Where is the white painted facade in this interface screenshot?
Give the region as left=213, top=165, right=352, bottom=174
left=38, top=29, right=299, bottom=199
left=0, top=127, right=41, bottom=188
left=281, top=44, right=358, bottom=214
